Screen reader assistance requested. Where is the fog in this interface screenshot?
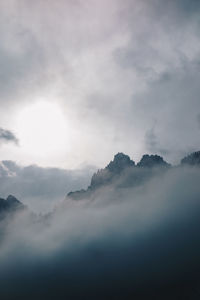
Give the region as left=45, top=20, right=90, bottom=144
left=1, top=165, right=200, bottom=299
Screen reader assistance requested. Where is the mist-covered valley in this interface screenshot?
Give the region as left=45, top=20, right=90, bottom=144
left=1, top=151, right=200, bottom=299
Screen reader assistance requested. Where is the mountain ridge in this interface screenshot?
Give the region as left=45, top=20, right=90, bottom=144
left=67, top=150, right=199, bottom=200
left=1, top=150, right=200, bottom=214
left=0, top=194, right=26, bottom=220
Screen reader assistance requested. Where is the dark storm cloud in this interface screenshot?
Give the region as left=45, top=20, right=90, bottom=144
left=0, top=128, right=18, bottom=145
left=1, top=165, right=200, bottom=299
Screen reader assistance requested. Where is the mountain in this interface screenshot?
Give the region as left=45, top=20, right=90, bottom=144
left=1, top=150, right=200, bottom=299
left=106, top=152, right=135, bottom=172
left=90, top=152, right=135, bottom=189
left=0, top=195, right=26, bottom=220
left=137, top=154, right=170, bottom=168
left=181, top=151, right=200, bottom=166
left=0, top=150, right=199, bottom=210
left=67, top=153, right=134, bottom=200
left=67, top=152, right=170, bottom=200
left=67, top=151, right=200, bottom=201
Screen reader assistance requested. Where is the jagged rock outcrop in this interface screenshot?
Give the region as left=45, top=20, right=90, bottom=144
left=0, top=195, right=26, bottom=219
left=65, top=150, right=199, bottom=201
left=89, top=153, right=135, bottom=190
left=67, top=152, right=170, bottom=200
left=88, top=152, right=171, bottom=194
left=137, top=154, right=170, bottom=168
left=106, top=152, right=135, bottom=173
left=67, top=153, right=135, bottom=199
left=181, top=151, right=200, bottom=166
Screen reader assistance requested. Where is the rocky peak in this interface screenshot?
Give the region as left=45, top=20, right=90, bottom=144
left=137, top=154, right=170, bottom=168
left=106, top=153, right=135, bottom=173
left=67, top=152, right=171, bottom=199
left=89, top=153, right=135, bottom=190
left=7, top=195, right=24, bottom=208
left=0, top=195, right=25, bottom=218
left=181, top=151, right=200, bottom=166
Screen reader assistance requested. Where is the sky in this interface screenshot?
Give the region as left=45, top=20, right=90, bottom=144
left=1, top=2, right=200, bottom=296
left=0, top=0, right=200, bottom=169
left=0, top=160, right=96, bottom=212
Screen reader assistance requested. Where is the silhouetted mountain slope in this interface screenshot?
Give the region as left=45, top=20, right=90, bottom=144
left=67, top=150, right=199, bottom=201
left=67, top=153, right=135, bottom=200
left=137, top=154, right=170, bottom=168
left=89, top=153, right=135, bottom=189
left=0, top=195, right=26, bottom=219
left=67, top=152, right=170, bottom=200
left=106, top=152, right=135, bottom=172
left=181, top=151, right=200, bottom=166
left=1, top=150, right=200, bottom=210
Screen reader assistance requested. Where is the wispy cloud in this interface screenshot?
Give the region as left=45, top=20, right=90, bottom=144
left=0, top=128, right=18, bottom=145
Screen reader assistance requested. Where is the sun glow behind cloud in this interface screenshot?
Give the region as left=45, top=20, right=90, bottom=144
left=16, top=101, right=69, bottom=163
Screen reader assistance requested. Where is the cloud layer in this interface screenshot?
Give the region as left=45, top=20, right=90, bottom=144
left=0, top=160, right=96, bottom=212
left=0, top=0, right=199, bottom=167
left=1, top=164, right=200, bottom=299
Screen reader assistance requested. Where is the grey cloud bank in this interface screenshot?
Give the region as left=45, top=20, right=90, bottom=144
left=0, top=0, right=199, bottom=167
left=0, top=160, right=96, bottom=212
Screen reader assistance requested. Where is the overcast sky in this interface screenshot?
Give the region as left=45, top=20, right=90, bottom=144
left=0, top=0, right=200, bottom=169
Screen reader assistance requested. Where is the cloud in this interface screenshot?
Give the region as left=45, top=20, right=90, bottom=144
left=0, top=160, right=96, bottom=212
left=0, top=128, right=18, bottom=145
left=1, top=164, right=200, bottom=299
left=197, top=113, right=200, bottom=129
left=0, top=0, right=199, bottom=168
left=145, top=127, right=170, bottom=156
left=0, top=0, right=199, bottom=297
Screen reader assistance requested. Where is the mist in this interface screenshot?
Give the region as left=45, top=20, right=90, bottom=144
left=0, top=0, right=200, bottom=298
left=0, top=161, right=96, bottom=212
left=1, top=164, right=200, bottom=299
